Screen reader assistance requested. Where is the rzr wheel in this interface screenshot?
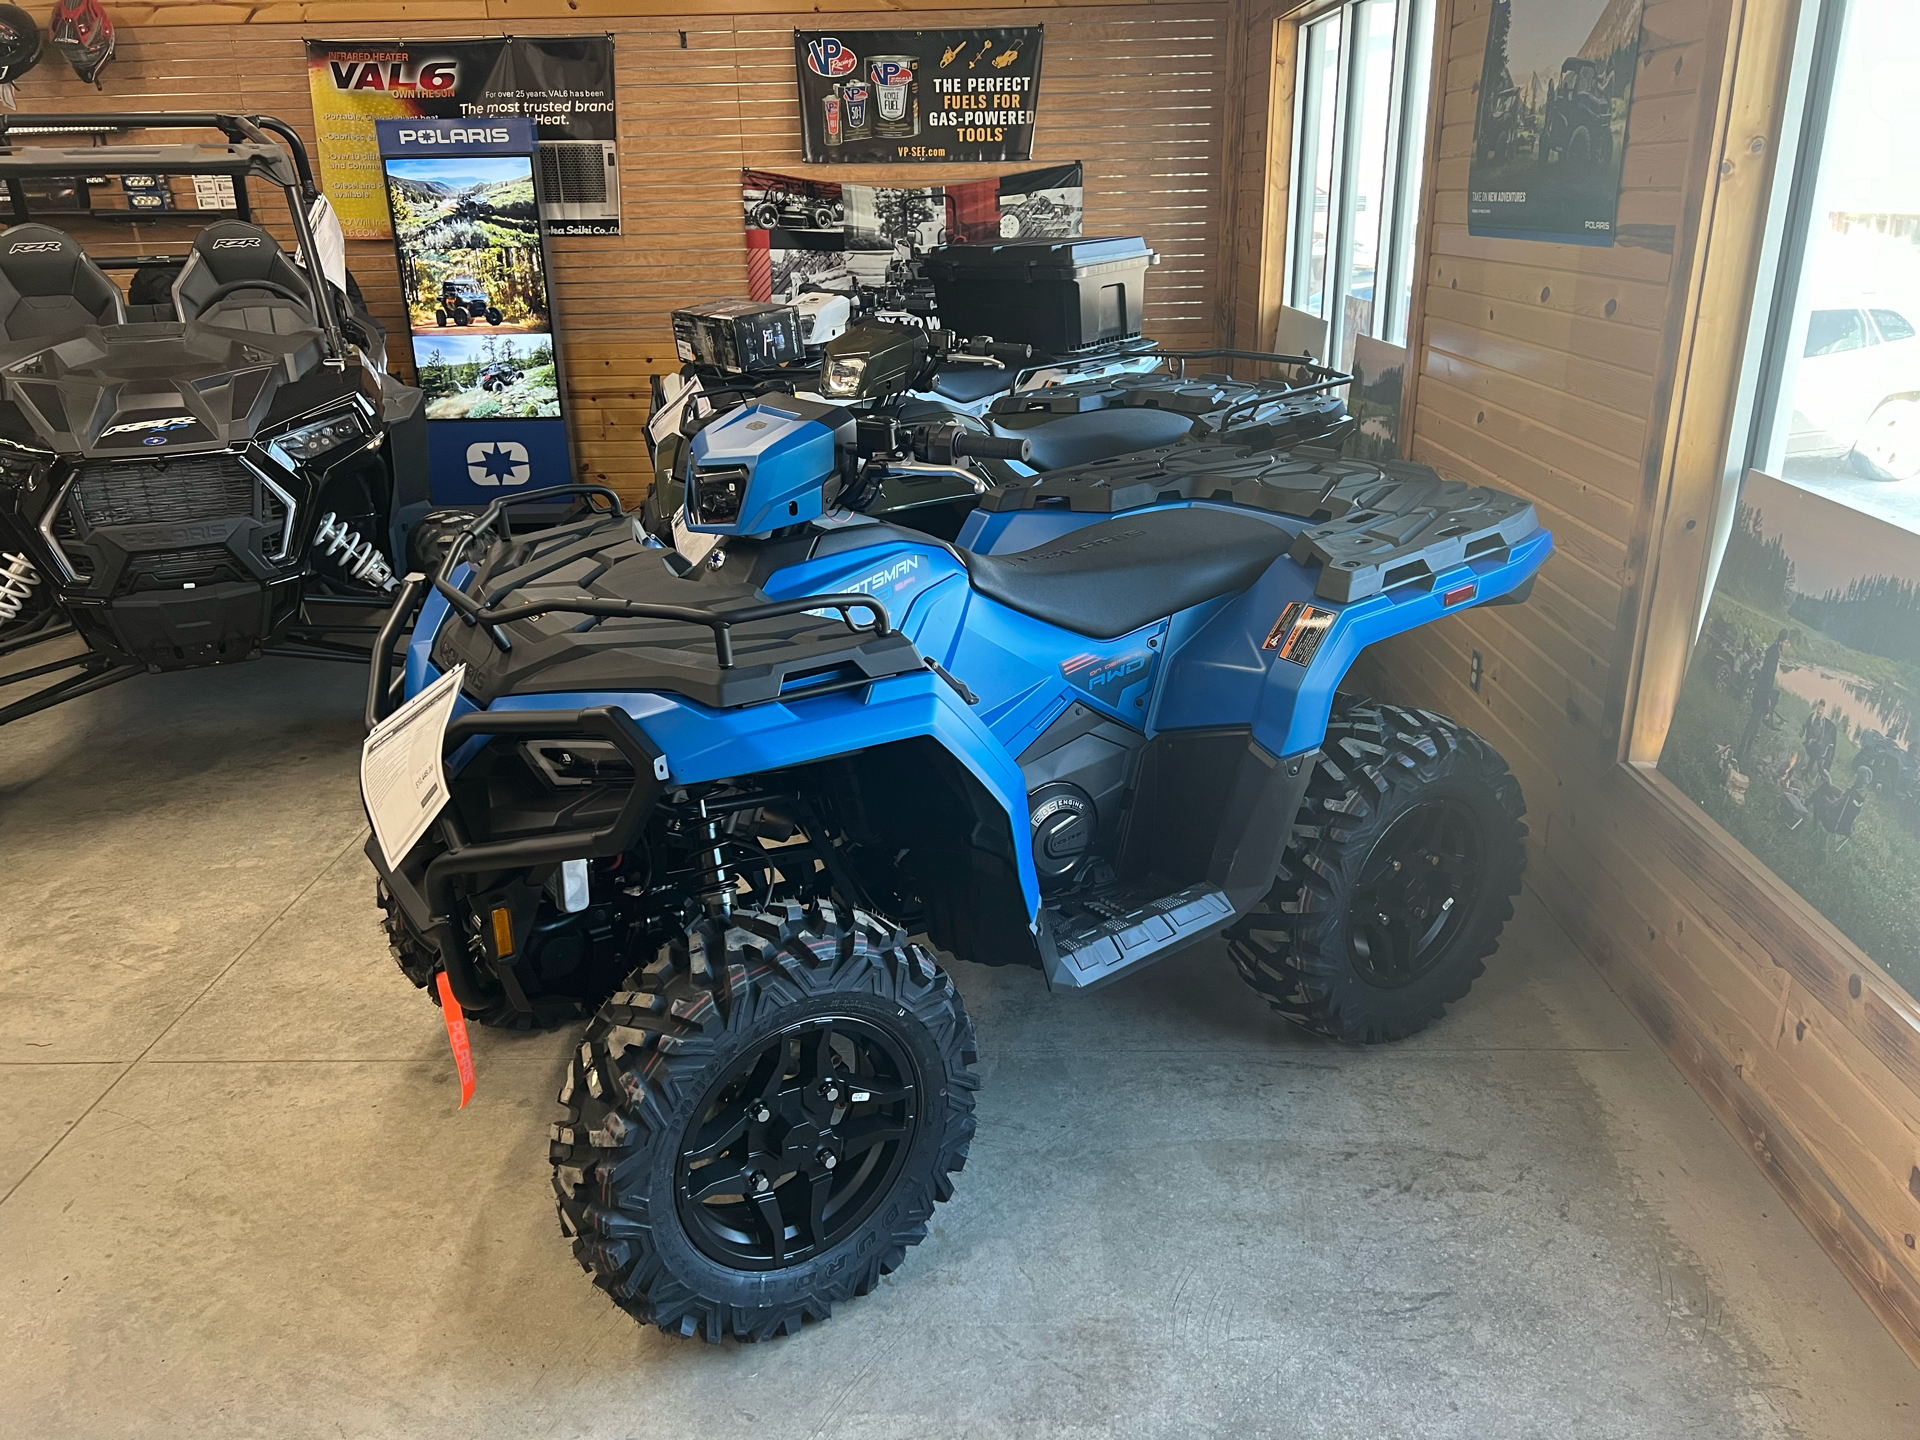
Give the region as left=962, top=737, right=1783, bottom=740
left=435, top=308, right=449, bottom=326
left=485, top=306, right=503, bottom=325
left=1226, top=700, right=1526, bottom=1043
left=552, top=901, right=979, bottom=1342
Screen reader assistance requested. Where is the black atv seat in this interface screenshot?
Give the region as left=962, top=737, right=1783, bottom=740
left=990, top=406, right=1196, bottom=472
left=125, top=260, right=183, bottom=323
left=962, top=506, right=1293, bottom=639
left=0, top=224, right=125, bottom=341
left=930, top=364, right=1014, bottom=405
left=173, top=220, right=315, bottom=330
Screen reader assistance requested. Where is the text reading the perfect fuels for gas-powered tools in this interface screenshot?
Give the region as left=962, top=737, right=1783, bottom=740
left=927, top=74, right=1034, bottom=144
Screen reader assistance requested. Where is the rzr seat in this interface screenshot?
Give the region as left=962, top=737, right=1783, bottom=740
left=961, top=506, right=1293, bottom=640
left=0, top=224, right=125, bottom=341
left=173, top=220, right=314, bottom=329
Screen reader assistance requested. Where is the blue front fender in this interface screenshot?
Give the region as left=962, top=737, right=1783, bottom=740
left=485, top=669, right=1045, bottom=922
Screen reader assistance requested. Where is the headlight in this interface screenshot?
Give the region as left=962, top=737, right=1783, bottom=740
left=820, top=355, right=867, bottom=398
left=273, top=408, right=368, bottom=462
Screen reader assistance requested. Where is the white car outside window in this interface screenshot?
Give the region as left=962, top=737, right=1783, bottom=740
left=1788, top=304, right=1920, bottom=479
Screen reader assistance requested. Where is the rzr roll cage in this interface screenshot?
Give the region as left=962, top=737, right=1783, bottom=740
left=0, top=111, right=346, bottom=360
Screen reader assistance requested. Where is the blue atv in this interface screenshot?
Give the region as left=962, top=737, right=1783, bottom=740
left=363, top=397, right=1552, bottom=1342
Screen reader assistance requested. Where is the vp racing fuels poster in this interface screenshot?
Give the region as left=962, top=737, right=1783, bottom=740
left=794, top=28, right=1044, bottom=164
left=377, top=118, right=574, bottom=504
left=308, top=37, right=620, bottom=238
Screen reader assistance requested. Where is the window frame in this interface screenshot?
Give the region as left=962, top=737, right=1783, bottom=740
left=1281, top=0, right=1435, bottom=361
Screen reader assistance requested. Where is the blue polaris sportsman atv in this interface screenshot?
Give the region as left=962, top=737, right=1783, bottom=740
left=363, top=396, right=1551, bottom=1342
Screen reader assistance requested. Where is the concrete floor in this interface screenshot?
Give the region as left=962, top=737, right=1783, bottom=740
left=2, top=645, right=1916, bottom=1440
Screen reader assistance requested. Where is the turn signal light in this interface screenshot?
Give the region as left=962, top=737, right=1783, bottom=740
left=491, top=906, right=515, bottom=957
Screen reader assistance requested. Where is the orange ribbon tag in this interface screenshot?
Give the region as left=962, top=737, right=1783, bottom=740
left=435, top=971, right=476, bottom=1109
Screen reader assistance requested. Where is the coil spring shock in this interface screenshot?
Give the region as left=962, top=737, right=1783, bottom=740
left=312, top=512, right=398, bottom=592
left=0, top=550, right=39, bottom=624
left=691, top=796, right=734, bottom=920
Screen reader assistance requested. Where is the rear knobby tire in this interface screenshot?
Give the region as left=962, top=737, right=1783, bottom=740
left=1226, top=700, right=1526, bottom=1043
left=551, top=900, right=979, bottom=1342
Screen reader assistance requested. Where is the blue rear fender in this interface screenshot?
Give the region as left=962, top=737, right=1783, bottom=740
left=1156, top=525, right=1555, bottom=753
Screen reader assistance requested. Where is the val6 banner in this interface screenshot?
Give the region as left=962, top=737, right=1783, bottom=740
left=377, top=118, right=575, bottom=505
left=309, top=38, right=620, bottom=239
left=794, top=28, right=1043, bottom=164
left=1467, top=0, right=1645, bottom=245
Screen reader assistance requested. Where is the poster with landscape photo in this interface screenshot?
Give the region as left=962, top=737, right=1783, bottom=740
left=1657, top=472, right=1920, bottom=994
left=1348, top=336, right=1406, bottom=463
left=1468, top=0, right=1644, bottom=245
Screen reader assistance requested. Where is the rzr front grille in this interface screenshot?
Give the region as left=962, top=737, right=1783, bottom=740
left=121, top=545, right=244, bottom=592
left=72, top=455, right=255, bottom=528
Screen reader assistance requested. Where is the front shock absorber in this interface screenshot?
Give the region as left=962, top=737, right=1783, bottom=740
left=312, top=512, right=398, bottom=592
left=0, top=550, right=38, bottom=624
left=691, top=796, right=734, bottom=920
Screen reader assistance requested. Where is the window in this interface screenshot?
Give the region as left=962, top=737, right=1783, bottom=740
left=1283, top=0, right=1436, bottom=364
left=1749, top=0, right=1920, bottom=512
left=1652, top=0, right=1920, bottom=1000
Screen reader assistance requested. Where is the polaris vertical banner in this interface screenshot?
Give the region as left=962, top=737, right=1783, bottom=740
left=309, top=38, right=620, bottom=239
left=794, top=28, right=1044, bottom=164
left=377, top=118, right=574, bottom=505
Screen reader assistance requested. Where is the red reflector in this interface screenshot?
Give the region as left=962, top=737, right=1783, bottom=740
left=1442, top=582, right=1477, bottom=606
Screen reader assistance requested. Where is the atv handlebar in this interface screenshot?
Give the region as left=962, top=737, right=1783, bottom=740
left=949, top=431, right=1032, bottom=462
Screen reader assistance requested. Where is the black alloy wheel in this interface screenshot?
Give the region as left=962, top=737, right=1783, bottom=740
left=554, top=901, right=978, bottom=1341
left=1347, top=800, right=1483, bottom=988
left=1225, top=699, right=1527, bottom=1043
left=677, top=1015, right=919, bottom=1270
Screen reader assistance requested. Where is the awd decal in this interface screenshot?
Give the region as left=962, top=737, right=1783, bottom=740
left=1263, top=601, right=1337, bottom=667
left=1059, top=627, right=1163, bottom=717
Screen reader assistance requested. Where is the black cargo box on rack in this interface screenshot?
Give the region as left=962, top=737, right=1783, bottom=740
left=923, top=236, right=1156, bottom=354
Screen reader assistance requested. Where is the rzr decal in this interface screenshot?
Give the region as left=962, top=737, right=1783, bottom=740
left=1263, top=601, right=1337, bottom=666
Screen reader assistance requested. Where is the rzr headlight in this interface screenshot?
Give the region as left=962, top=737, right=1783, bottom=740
left=273, top=408, right=369, bottom=463
left=820, top=355, right=867, bottom=398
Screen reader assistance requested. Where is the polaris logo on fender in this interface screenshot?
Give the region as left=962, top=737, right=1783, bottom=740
left=396, top=127, right=512, bottom=146
left=7, top=240, right=61, bottom=253
left=209, top=237, right=262, bottom=250
left=102, top=415, right=194, bottom=438
left=804, top=37, right=859, bottom=77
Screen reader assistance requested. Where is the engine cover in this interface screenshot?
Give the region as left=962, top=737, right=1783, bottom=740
left=1029, top=781, right=1095, bottom=880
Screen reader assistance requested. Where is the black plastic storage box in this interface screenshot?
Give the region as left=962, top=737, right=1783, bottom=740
left=923, top=237, right=1155, bottom=354
left=670, top=300, right=805, bottom=371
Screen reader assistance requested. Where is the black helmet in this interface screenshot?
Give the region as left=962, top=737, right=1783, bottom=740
left=49, top=0, right=111, bottom=88
left=0, top=4, right=40, bottom=84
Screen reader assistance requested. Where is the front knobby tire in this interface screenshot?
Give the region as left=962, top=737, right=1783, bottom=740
left=1226, top=700, right=1527, bottom=1043
left=551, top=901, right=979, bottom=1342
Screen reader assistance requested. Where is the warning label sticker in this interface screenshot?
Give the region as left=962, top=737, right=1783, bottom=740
left=1262, top=602, right=1337, bottom=667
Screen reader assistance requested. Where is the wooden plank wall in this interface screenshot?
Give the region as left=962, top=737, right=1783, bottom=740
left=18, top=0, right=1234, bottom=503
left=1342, top=0, right=1920, bottom=1359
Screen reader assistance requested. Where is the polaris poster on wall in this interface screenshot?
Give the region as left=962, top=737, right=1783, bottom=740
left=743, top=164, right=1082, bottom=302
left=309, top=37, right=620, bottom=239
left=794, top=28, right=1044, bottom=164
left=377, top=118, right=574, bottom=504
left=1467, top=0, right=1644, bottom=245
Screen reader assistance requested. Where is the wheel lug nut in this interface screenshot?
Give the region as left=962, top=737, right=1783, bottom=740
left=818, top=1149, right=838, bottom=1171
left=746, top=1170, right=770, bottom=1194
left=752, top=1104, right=771, bottom=1123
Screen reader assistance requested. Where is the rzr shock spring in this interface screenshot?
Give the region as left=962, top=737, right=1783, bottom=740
left=0, top=550, right=38, bottom=624
left=312, top=512, right=398, bottom=592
